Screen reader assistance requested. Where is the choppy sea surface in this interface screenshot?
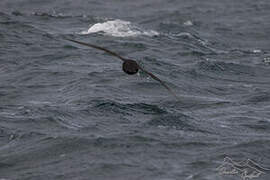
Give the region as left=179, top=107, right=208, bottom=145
left=0, top=1, right=270, bottom=180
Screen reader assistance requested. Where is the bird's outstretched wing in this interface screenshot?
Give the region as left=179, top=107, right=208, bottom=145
left=66, top=38, right=178, bottom=98
left=66, top=38, right=126, bottom=61
left=138, top=65, right=179, bottom=99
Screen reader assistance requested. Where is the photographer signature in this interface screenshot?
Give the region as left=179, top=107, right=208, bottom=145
left=217, top=156, right=270, bottom=180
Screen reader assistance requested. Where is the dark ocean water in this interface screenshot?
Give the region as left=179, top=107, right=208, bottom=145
left=0, top=1, right=270, bottom=180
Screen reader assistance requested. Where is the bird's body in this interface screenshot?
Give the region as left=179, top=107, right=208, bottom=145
left=66, top=38, right=178, bottom=98
left=122, top=60, right=139, bottom=75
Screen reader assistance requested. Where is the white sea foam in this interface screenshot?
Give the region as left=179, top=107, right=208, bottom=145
left=252, top=49, right=262, bottom=53
left=183, top=20, right=193, bottom=26
left=80, top=19, right=159, bottom=37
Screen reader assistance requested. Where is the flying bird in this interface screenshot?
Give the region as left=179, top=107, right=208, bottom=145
left=66, top=38, right=178, bottom=98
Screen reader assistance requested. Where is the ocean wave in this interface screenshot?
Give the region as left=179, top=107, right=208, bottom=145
left=80, top=19, right=159, bottom=37
left=91, top=99, right=167, bottom=115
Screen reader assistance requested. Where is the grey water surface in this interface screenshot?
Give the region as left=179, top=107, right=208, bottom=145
left=0, top=0, right=270, bottom=180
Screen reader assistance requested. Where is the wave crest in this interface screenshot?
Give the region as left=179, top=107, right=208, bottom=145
left=81, top=19, right=159, bottom=37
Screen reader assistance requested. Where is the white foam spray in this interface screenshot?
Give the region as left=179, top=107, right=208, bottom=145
left=80, top=19, right=159, bottom=37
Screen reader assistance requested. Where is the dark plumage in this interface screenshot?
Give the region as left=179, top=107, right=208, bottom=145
left=66, top=38, right=178, bottom=98
left=122, top=60, right=139, bottom=75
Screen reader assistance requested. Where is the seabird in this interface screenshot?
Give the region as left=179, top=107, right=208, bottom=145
left=66, top=39, right=178, bottom=98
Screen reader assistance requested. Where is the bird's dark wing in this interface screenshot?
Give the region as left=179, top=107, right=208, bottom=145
left=66, top=39, right=126, bottom=62
left=138, top=65, right=179, bottom=99
left=66, top=38, right=178, bottom=98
